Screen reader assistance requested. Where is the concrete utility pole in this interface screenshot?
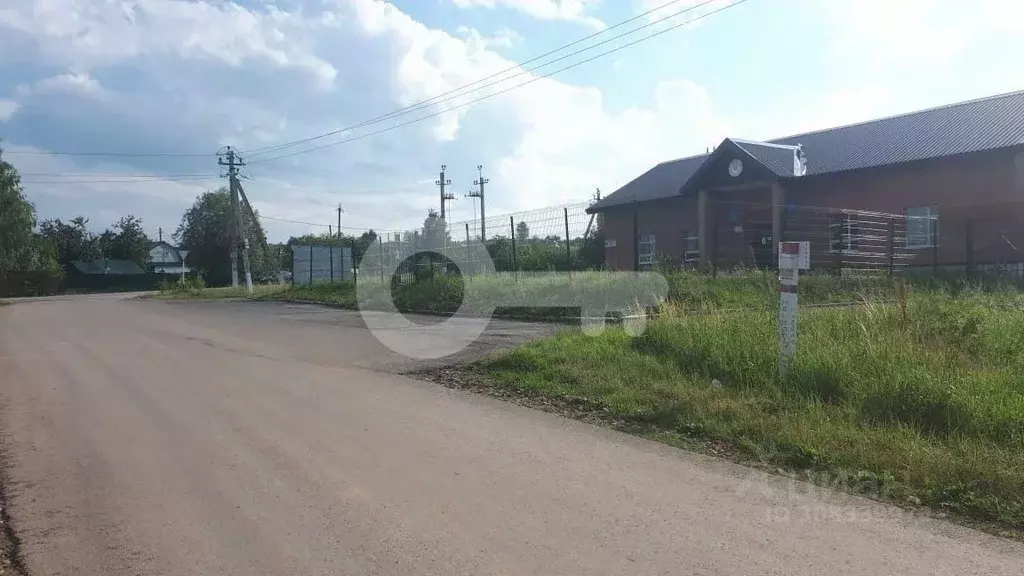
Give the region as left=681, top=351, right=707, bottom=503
left=218, top=146, right=245, bottom=288
left=469, top=165, right=488, bottom=241
left=436, top=165, right=454, bottom=220
left=336, top=204, right=344, bottom=239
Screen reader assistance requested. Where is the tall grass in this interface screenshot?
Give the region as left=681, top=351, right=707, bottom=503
left=484, top=288, right=1024, bottom=528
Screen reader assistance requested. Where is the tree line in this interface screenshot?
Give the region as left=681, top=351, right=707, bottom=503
left=2, top=147, right=606, bottom=296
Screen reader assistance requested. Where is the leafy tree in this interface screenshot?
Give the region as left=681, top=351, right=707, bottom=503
left=39, top=216, right=102, bottom=268
left=174, top=188, right=271, bottom=286
left=515, top=220, right=530, bottom=242
left=0, top=148, right=44, bottom=274
left=421, top=209, right=450, bottom=253
left=101, top=215, right=152, bottom=265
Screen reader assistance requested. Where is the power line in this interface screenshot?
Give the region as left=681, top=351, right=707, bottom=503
left=3, top=149, right=211, bottom=158
left=249, top=0, right=750, bottom=165
left=19, top=172, right=217, bottom=178
left=244, top=177, right=425, bottom=195
left=20, top=176, right=218, bottom=184
left=243, top=0, right=721, bottom=160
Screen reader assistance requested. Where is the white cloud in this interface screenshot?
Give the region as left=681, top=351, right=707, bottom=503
left=0, top=99, right=18, bottom=121
left=0, top=0, right=338, bottom=88
left=450, top=0, right=605, bottom=30
left=8, top=0, right=1014, bottom=245
left=24, top=72, right=107, bottom=99
left=0, top=0, right=741, bottom=236
left=456, top=26, right=522, bottom=50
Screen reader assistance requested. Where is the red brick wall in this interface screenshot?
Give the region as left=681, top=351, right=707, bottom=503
left=785, top=149, right=1024, bottom=267
left=601, top=197, right=697, bottom=270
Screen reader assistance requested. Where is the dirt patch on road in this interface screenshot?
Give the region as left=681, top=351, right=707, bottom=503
left=0, top=432, right=27, bottom=576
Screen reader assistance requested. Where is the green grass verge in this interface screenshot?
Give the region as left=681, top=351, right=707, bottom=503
left=150, top=269, right=907, bottom=319
left=481, top=289, right=1024, bottom=531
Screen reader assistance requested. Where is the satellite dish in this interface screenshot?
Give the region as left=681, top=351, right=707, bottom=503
left=728, top=158, right=743, bottom=177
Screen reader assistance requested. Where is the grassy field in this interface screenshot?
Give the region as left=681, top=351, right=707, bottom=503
left=480, top=288, right=1024, bottom=531
left=151, top=269, right=905, bottom=318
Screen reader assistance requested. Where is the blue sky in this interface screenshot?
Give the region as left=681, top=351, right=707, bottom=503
left=1, top=0, right=1022, bottom=242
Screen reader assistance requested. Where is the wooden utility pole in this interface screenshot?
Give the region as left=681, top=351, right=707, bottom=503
left=218, top=146, right=245, bottom=288
left=436, top=165, right=453, bottom=220
left=469, top=164, right=488, bottom=241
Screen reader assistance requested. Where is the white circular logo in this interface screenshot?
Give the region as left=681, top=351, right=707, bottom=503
left=728, top=158, right=744, bottom=177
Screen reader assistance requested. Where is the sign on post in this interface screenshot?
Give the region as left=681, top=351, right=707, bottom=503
left=778, top=241, right=806, bottom=377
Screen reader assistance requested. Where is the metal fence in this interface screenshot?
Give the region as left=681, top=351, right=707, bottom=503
left=351, top=202, right=599, bottom=282
left=291, top=244, right=353, bottom=285
left=625, top=199, right=1024, bottom=279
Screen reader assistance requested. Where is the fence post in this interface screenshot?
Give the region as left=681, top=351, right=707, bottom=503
left=309, top=244, right=313, bottom=286
left=290, top=245, right=295, bottom=287
left=887, top=217, right=895, bottom=277
left=510, top=216, right=518, bottom=281
left=632, top=200, right=640, bottom=273
left=379, top=236, right=385, bottom=284
left=330, top=244, right=334, bottom=283
left=778, top=242, right=801, bottom=378
left=711, top=210, right=719, bottom=279
left=931, top=216, right=939, bottom=277
left=465, top=222, right=472, bottom=277
left=965, top=217, right=975, bottom=280
left=564, top=207, right=572, bottom=277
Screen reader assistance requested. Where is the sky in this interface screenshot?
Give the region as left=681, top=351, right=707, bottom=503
left=1, top=0, right=1022, bottom=242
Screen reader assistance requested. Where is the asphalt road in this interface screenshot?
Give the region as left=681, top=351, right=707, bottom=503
left=1, top=296, right=1021, bottom=575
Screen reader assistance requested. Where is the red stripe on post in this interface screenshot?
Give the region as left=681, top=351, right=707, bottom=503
left=780, top=285, right=798, bottom=293
left=781, top=242, right=800, bottom=255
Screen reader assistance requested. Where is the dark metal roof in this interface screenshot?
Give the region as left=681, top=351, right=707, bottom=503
left=588, top=154, right=707, bottom=211
left=70, top=259, right=146, bottom=275
left=731, top=140, right=801, bottom=177
left=589, top=90, right=1024, bottom=212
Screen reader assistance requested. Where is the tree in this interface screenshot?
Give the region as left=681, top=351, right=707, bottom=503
left=421, top=209, right=449, bottom=252
left=39, top=216, right=102, bottom=268
left=174, top=188, right=271, bottom=286
left=98, top=215, right=152, bottom=265
left=0, top=148, right=43, bottom=274
left=515, top=220, right=530, bottom=242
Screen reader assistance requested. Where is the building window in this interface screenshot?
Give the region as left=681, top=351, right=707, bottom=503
left=638, top=233, right=656, bottom=268
left=829, top=214, right=860, bottom=254
left=682, top=230, right=699, bottom=266
left=906, top=206, right=938, bottom=249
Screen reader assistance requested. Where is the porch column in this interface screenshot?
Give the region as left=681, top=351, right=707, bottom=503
left=697, top=189, right=710, bottom=268
left=772, top=182, right=786, bottom=267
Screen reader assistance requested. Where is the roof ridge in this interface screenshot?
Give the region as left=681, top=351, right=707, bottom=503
left=768, top=88, right=1024, bottom=144
left=730, top=138, right=799, bottom=150
left=655, top=151, right=709, bottom=166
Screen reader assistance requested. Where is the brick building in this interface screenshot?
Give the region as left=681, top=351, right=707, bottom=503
left=589, top=90, right=1024, bottom=273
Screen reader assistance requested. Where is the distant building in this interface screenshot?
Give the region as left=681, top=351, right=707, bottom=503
left=589, top=90, right=1024, bottom=272
left=149, top=241, right=191, bottom=275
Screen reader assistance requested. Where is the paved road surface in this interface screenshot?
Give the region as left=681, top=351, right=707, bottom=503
left=1, top=297, right=1021, bottom=575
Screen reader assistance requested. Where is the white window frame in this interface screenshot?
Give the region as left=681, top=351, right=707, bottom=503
left=828, top=214, right=859, bottom=254
left=638, top=233, right=657, bottom=267
left=906, top=206, right=939, bottom=249
left=682, top=230, right=700, bottom=265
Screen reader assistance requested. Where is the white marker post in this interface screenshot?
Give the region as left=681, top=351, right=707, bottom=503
left=778, top=241, right=804, bottom=377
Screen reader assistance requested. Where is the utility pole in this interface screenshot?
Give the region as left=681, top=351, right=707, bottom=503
left=436, top=164, right=454, bottom=220
left=158, top=227, right=163, bottom=242
left=336, top=204, right=344, bottom=239
left=469, top=164, right=488, bottom=241
left=218, top=146, right=245, bottom=288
